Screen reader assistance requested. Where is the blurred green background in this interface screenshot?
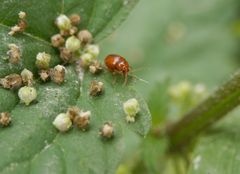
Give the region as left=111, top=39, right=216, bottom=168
left=100, top=0, right=239, bottom=98
left=99, top=0, right=240, bottom=173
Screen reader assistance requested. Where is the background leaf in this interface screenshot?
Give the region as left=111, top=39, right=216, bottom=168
left=99, top=0, right=240, bottom=173
left=188, top=109, right=240, bottom=174
left=100, top=0, right=239, bottom=98
left=147, top=80, right=170, bottom=126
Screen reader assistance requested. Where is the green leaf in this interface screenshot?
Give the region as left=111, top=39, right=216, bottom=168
left=147, top=80, right=170, bottom=126
left=0, top=26, right=60, bottom=76
left=188, top=109, right=240, bottom=174
left=0, top=0, right=139, bottom=75
left=0, top=88, right=18, bottom=112
left=0, top=0, right=139, bottom=42
left=0, top=0, right=141, bottom=76
left=140, top=136, right=167, bottom=174
left=0, top=0, right=151, bottom=173
left=0, top=67, right=80, bottom=173
left=0, top=70, right=151, bottom=174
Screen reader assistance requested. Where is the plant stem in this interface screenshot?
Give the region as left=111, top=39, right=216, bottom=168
left=167, top=70, right=240, bottom=152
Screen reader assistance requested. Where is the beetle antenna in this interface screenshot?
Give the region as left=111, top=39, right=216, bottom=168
left=129, top=74, right=149, bottom=84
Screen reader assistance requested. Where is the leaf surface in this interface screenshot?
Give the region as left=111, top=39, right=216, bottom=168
left=188, top=109, right=240, bottom=174
left=0, top=1, right=151, bottom=174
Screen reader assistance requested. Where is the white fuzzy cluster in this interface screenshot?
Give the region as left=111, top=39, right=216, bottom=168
left=81, top=44, right=100, bottom=66
left=55, top=14, right=72, bottom=31
left=36, top=52, right=51, bottom=69
left=18, top=86, right=37, bottom=105
left=53, top=113, right=72, bottom=132
left=123, top=98, right=140, bottom=123
left=65, top=36, right=81, bottom=52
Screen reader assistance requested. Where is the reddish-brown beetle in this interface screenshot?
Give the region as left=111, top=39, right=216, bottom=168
left=104, top=54, right=130, bottom=85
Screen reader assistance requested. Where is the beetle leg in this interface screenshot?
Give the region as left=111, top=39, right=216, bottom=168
left=123, top=72, right=128, bottom=86
left=112, top=72, right=117, bottom=85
